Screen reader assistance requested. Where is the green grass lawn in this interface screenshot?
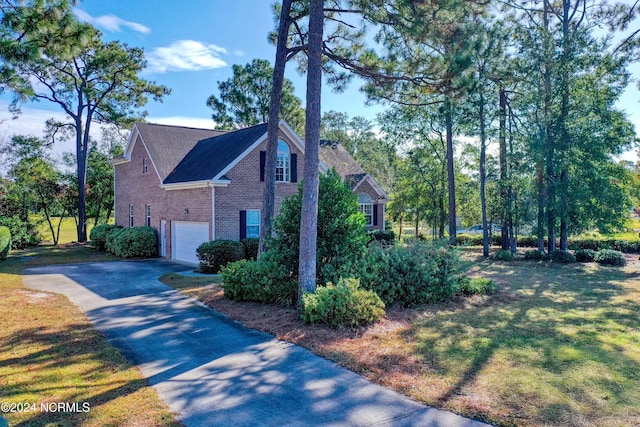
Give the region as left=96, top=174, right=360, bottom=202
left=36, top=216, right=111, bottom=245
left=163, top=249, right=640, bottom=426
left=0, top=245, right=180, bottom=426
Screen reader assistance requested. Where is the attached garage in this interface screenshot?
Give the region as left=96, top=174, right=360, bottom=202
left=171, top=221, right=210, bottom=264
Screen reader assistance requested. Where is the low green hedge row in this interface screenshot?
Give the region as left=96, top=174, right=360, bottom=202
left=91, top=225, right=157, bottom=258
left=0, top=226, right=11, bottom=261
left=458, top=234, right=640, bottom=254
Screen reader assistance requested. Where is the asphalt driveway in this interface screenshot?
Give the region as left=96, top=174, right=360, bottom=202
left=22, top=259, right=490, bottom=427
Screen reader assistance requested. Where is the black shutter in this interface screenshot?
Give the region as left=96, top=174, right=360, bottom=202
left=291, top=153, right=297, bottom=183
left=373, top=204, right=379, bottom=226
left=240, top=210, right=247, bottom=240
left=260, top=151, right=266, bottom=182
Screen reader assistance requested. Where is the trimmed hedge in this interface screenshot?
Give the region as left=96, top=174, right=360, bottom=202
left=594, top=249, right=626, bottom=266
left=0, top=226, right=11, bottom=261
left=368, top=229, right=396, bottom=246
left=523, top=249, right=547, bottom=261
left=220, top=251, right=297, bottom=306
left=90, top=224, right=118, bottom=251
left=492, top=249, right=515, bottom=261
left=197, top=240, right=245, bottom=273
left=551, top=250, right=576, bottom=264
left=107, top=226, right=157, bottom=258
left=0, top=215, right=41, bottom=249
left=575, top=249, right=596, bottom=262
left=301, top=278, right=385, bottom=327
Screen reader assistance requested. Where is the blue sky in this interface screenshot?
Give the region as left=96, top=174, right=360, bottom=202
left=0, top=0, right=637, bottom=163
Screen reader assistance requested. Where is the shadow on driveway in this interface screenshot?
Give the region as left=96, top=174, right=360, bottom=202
left=23, top=259, right=489, bottom=427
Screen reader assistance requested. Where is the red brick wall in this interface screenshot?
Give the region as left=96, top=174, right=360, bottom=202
left=214, top=131, right=303, bottom=240
left=114, top=135, right=212, bottom=258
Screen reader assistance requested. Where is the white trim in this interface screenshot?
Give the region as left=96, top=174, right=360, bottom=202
left=160, top=179, right=230, bottom=190
left=352, top=174, right=389, bottom=201
left=212, top=130, right=269, bottom=181
left=381, top=204, right=386, bottom=230
left=117, top=124, right=163, bottom=182
left=111, top=157, right=129, bottom=165
left=211, top=187, right=216, bottom=240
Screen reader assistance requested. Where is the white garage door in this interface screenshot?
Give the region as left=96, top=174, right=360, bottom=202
left=172, top=221, right=209, bottom=264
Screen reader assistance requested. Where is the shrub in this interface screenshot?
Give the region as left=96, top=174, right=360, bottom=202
left=270, top=168, right=368, bottom=286
left=517, top=236, right=538, bottom=248
left=594, top=249, right=626, bottom=266
left=368, top=229, right=395, bottom=246
left=0, top=215, right=41, bottom=249
left=105, top=227, right=125, bottom=255
left=90, top=224, right=118, bottom=251
left=492, top=249, right=514, bottom=261
left=300, top=278, right=385, bottom=327
left=523, top=249, right=547, bottom=261
left=0, top=226, right=11, bottom=261
left=551, top=250, right=576, bottom=263
left=241, top=238, right=259, bottom=260
left=457, top=277, right=496, bottom=296
left=607, top=239, right=640, bottom=253
left=197, top=240, right=245, bottom=273
left=220, top=251, right=297, bottom=306
left=575, top=249, right=596, bottom=262
left=359, top=240, right=464, bottom=307
left=568, top=238, right=601, bottom=251
left=456, top=234, right=482, bottom=246
left=108, top=227, right=157, bottom=258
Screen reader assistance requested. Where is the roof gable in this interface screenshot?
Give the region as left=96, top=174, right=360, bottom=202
left=125, top=123, right=226, bottom=181
left=164, top=123, right=268, bottom=184
left=319, top=140, right=365, bottom=177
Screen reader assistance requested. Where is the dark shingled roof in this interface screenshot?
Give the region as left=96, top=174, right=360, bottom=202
left=319, top=140, right=365, bottom=180
left=136, top=122, right=227, bottom=181
left=164, top=123, right=268, bottom=184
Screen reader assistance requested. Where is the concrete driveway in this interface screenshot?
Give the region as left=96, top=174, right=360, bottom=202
left=22, top=259, right=490, bottom=427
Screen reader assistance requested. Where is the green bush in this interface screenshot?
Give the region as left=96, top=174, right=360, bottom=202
left=359, top=241, right=464, bottom=307
left=575, top=249, right=596, bottom=262
left=220, top=251, right=298, bottom=306
left=594, top=249, right=626, bottom=266
left=457, top=277, right=495, bottom=296
left=551, top=250, right=576, bottom=263
left=0, top=226, right=11, bottom=261
left=568, top=238, right=640, bottom=253
left=300, top=278, right=385, bottom=327
left=0, top=215, right=41, bottom=249
left=523, top=249, right=547, bottom=261
left=517, top=236, right=538, bottom=248
left=568, top=238, right=601, bottom=251
left=90, top=224, right=118, bottom=251
left=368, top=229, right=395, bottom=245
left=197, top=240, right=244, bottom=273
left=107, top=227, right=157, bottom=258
left=241, top=238, right=259, bottom=260
left=492, top=249, right=514, bottom=261
left=270, top=168, right=368, bottom=286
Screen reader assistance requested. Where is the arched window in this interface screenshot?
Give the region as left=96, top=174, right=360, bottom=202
left=358, top=193, right=373, bottom=226
left=276, top=140, right=290, bottom=182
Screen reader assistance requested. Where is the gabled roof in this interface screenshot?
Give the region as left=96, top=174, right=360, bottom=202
left=319, top=140, right=365, bottom=178
left=164, top=123, right=268, bottom=184
left=133, top=123, right=227, bottom=181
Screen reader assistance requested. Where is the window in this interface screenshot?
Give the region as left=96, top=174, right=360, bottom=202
left=143, top=158, right=149, bottom=174
left=145, top=204, right=151, bottom=227
left=276, top=140, right=290, bottom=182
left=246, top=209, right=260, bottom=238
left=358, top=194, right=373, bottom=226
left=129, top=204, right=134, bottom=227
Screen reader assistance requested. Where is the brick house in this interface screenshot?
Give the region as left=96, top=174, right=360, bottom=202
left=113, top=120, right=388, bottom=264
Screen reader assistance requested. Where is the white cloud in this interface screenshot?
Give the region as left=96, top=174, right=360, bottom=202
left=146, top=40, right=227, bottom=73
left=73, top=9, right=151, bottom=34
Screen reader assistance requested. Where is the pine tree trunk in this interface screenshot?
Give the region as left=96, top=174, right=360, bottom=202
left=479, top=91, right=489, bottom=257
left=445, top=96, right=457, bottom=245
left=297, top=0, right=323, bottom=306
left=260, top=0, right=293, bottom=257
left=499, top=89, right=509, bottom=251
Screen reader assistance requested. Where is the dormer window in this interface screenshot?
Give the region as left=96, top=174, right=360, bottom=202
left=143, top=157, right=149, bottom=174
left=276, top=140, right=290, bottom=183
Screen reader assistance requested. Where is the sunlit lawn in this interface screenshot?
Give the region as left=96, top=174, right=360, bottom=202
left=35, top=216, right=114, bottom=245
left=0, top=245, right=180, bottom=426
left=163, top=249, right=640, bottom=427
